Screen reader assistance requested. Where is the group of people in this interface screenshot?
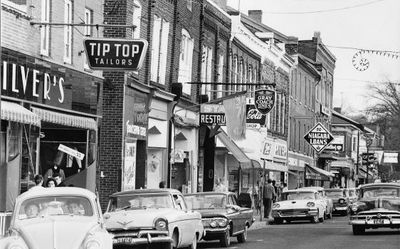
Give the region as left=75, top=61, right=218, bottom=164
left=24, top=199, right=84, bottom=219
left=30, top=164, right=68, bottom=190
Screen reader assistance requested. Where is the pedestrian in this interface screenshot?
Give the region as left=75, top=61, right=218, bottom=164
left=159, top=181, right=166, bottom=188
left=46, top=178, right=57, bottom=188
left=263, top=179, right=276, bottom=219
left=214, top=178, right=227, bottom=192
left=30, top=175, right=44, bottom=190
left=53, top=173, right=66, bottom=187
left=272, top=180, right=278, bottom=202
left=44, top=163, right=66, bottom=185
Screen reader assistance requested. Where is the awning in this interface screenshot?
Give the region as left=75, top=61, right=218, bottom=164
left=330, top=160, right=351, bottom=168
left=1, top=101, right=41, bottom=127
left=318, top=153, right=339, bottom=160
left=305, top=165, right=334, bottom=181
left=287, top=170, right=299, bottom=177
left=216, top=129, right=251, bottom=168
left=31, top=107, right=97, bottom=130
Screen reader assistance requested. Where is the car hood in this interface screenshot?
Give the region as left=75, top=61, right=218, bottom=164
left=192, top=208, right=228, bottom=218
left=15, top=217, right=97, bottom=249
left=105, top=208, right=177, bottom=230
left=274, top=199, right=315, bottom=209
left=355, top=198, right=400, bottom=213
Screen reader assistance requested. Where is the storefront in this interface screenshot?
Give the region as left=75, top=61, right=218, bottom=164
left=171, top=108, right=199, bottom=193
left=304, top=165, right=334, bottom=187
left=0, top=48, right=102, bottom=211
left=330, top=159, right=354, bottom=188
left=287, top=152, right=311, bottom=189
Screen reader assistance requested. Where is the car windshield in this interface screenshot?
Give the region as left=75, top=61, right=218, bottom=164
left=108, top=193, right=174, bottom=211
left=185, top=194, right=226, bottom=210
left=325, top=190, right=345, bottom=198
left=284, top=192, right=315, bottom=200
left=361, top=187, right=400, bottom=199
left=19, top=196, right=93, bottom=220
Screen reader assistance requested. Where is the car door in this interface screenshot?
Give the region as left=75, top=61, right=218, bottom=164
left=173, top=193, right=196, bottom=246
left=227, top=194, right=242, bottom=233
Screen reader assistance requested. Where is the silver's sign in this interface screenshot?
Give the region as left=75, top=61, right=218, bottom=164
left=254, top=88, right=276, bottom=115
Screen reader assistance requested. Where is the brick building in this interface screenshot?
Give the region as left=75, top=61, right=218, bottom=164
left=1, top=0, right=103, bottom=211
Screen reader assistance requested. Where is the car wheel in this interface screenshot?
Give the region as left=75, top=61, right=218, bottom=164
left=237, top=225, right=248, bottom=243
left=219, top=229, right=231, bottom=247
left=274, top=218, right=283, bottom=224
left=172, top=230, right=179, bottom=249
left=352, top=225, right=365, bottom=235
left=188, top=234, right=197, bottom=249
left=311, top=212, right=319, bottom=223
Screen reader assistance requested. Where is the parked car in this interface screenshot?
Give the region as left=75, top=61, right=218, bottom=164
left=0, top=187, right=112, bottom=249
left=349, top=182, right=400, bottom=235
left=325, top=188, right=350, bottom=215
left=184, top=192, right=254, bottom=247
left=104, top=189, right=204, bottom=249
left=298, top=187, right=333, bottom=219
left=271, top=189, right=326, bottom=224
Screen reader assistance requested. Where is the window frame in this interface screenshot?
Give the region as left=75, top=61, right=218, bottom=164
left=40, top=0, right=50, bottom=56
left=63, top=0, right=73, bottom=64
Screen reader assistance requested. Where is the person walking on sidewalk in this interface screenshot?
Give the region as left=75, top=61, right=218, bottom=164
left=263, top=179, right=276, bottom=219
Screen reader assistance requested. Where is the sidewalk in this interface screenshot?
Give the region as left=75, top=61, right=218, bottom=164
left=249, top=211, right=272, bottom=231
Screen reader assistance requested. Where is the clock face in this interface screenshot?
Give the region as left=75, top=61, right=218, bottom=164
left=352, top=51, right=369, bottom=71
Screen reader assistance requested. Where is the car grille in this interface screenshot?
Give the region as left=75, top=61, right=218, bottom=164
left=279, top=209, right=310, bottom=216
left=110, top=229, right=168, bottom=239
left=353, top=212, right=400, bottom=220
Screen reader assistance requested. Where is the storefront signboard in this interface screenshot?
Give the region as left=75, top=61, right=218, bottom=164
left=304, top=122, right=334, bottom=153
left=124, top=88, right=149, bottom=140
left=246, top=104, right=266, bottom=128
left=261, top=137, right=287, bottom=162
left=58, top=144, right=85, bottom=160
left=324, top=135, right=344, bottom=151
left=200, top=104, right=226, bottom=125
left=83, top=38, right=148, bottom=70
left=254, top=88, right=276, bottom=115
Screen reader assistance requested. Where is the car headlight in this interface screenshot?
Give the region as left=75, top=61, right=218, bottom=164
left=217, top=218, right=228, bottom=227
left=306, top=202, right=315, bottom=208
left=210, top=220, right=217, bottom=228
left=85, top=239, right=101, bottom=249
left=154, top=218, right=168, bottom=231
left=272, top=203, right=280, bottom=209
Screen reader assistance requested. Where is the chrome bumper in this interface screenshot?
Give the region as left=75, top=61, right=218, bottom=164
left=272, top=209, right=318, bottom=218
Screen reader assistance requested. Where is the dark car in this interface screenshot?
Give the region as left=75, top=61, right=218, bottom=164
left=349, top=183, right=400, bottom=235
left=184, top=192, right=254, bottom=247
left=325, top=188, right=351, bottom=215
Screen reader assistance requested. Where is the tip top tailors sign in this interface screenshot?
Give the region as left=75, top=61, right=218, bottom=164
left=254, top=88, right=276, bottom=115
left=83, top=38, right=148, bottom=70
left=304, top=122, right=334, bottom=154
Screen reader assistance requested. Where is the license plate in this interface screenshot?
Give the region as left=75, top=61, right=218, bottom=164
left=113, top=237, right=134, bottom=244
left=373, top=219, right=384, bottom=224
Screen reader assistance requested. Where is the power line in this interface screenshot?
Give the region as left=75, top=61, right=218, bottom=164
left=261, top=0, right=387, bottom=14
left=325, top=45, right=400, bottom=54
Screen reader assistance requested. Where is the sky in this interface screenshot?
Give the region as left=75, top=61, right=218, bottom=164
left=227, top=0, right=400, bottom=114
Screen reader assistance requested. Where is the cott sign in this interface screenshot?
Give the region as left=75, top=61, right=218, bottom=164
left=83, top=38, right=148, bottom=70
left=304, top=122, right=334, bottom=153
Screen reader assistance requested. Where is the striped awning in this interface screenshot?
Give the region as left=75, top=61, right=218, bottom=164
left=1, top=101, right=41, bottom=127
left=31, top=107, right=97, bottom=131
left=216, top=129, right=252, bottom=168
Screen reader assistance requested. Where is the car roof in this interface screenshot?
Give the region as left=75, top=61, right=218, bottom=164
left=283, top=189, right=317, bottom=194
left=17, top=187, right=97, bottom=203
left=184, top=191, right=233, bottom=196
left=299, top=186, right=324, bottom=190
left=358, top=183, right=400, bottom=189
left=110, top=188, right=182, bottom=197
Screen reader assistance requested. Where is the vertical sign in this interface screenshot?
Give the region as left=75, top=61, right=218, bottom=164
left=123, top=141, right=137, bottom=191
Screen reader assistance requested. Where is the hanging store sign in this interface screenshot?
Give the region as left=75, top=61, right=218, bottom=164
left=324, top=135, right=344, bottom=151
left=304, top=122, right=334, bottom=154
left=246, top=104, right=266, bottom=128
left=58, top=144, right=85, bottom=160
left=83, top=38, right=148, bottom=70
left=254, top=88, right=275, bottom=115
left=383, top=152, right=398, bottom=164
left=200, top=104, right=226, bottom=125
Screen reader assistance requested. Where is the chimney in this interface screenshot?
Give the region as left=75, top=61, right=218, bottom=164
left=248, top=10, right=263, bottom=23
left=285, top=36, right=298, bottom=55
left=211, top=0, right=227, bottom=10
left=313, top=31, right=321, bottom=42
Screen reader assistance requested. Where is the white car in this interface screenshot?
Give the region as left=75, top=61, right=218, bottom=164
left=271, top=189, right=326, bottom=224
left=104, top=189, right=204, bottom=249
left=0, top=187, right=112, bottom=249
left=298, top=187, right=333, bottom=219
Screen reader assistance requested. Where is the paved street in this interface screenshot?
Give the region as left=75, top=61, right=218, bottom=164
left=198, top=216, right=400, bottom=249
